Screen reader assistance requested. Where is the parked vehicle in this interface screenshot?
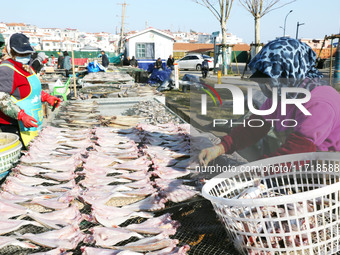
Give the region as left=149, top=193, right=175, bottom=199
left=175, top=54, right=216, bottom=71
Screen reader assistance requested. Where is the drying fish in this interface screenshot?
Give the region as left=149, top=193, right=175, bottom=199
left=79, top=176, right=131, bottom=188
left=125, top=178, right=151, bottom=189
left=41, top=171, right=76, bottom=182
left=18, top=225, right=85, bottom=249
left=81, top=247, right=143, bottom=255
left=29, top=248, right=71, bottom=255
left=7, top=174, right=59, bottom=185
left=86, top=226, right=143, bottom=247
left=23, top=194, right=74, bottom=210
left=83, top=154, right=123, bottom=167
left=13, top=165, right=57, bottom=176
left=82, top=164, right=128, bottom=176
left=0, top=236, right=37, bottom=249
left=26, top=205, right=82, bottom=229
left=2, top=179, right=53, bottom=195
left=125, top=213, right=180, bottom=235
left=145, top=244, right=190, bottom=255
left=114, top=156, right=151, bottom=171
left=113, top=233, right=179, bottom=252
left=122, top=194, right=167, bottom=212
left=87, top=203, right=153, bottom=227
left=152, top=166, right=191, bottom=179
left=90, top=150, right=138, bottom=160
left=159, top=184, right=198, bottom=203
left=121, top=185, right=157, bottom=197
left=0, top=219, right=43, bottom=235
left=119, top=171, right=150, bottom=181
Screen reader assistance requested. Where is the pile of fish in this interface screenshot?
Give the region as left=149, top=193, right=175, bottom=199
left=54, top=101, right=101, bottom=129
left=224, top=180, right=332, bottom=254
left=0, top=122, right=197, bottom=254
left=82, top=71, right=134, bottom=84
left=124, top=101, right=182, bottom=125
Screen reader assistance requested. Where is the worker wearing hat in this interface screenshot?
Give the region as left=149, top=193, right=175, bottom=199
left=0, top=33, right=61, bottom=147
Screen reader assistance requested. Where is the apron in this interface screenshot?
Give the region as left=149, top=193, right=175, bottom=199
left=0, top=63, right=43, bottom=147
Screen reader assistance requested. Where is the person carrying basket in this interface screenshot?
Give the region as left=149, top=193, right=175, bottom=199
left=199, top=37, right=340, bottom=165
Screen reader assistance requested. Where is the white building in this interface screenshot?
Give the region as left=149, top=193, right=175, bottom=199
left=124, top=28, right=174, bottom=60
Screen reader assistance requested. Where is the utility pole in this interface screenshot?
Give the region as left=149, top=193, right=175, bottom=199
left=118, top=0, right=127, bottom=54
left=296, top=22, right=305, bottom=39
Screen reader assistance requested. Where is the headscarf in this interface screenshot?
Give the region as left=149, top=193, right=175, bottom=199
left=249, top=37, right=325, bottom=98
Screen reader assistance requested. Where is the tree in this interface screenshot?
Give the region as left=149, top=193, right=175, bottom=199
left=239, top=0, right=296, bottom=53
left=193, top=0, right=234, bottom=75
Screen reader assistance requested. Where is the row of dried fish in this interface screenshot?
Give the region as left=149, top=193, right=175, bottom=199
left=80, top=125, right=197, bottom=253
left=0, top=123, right=196, bottom=254
left=0, top=126, right=92, bottom=254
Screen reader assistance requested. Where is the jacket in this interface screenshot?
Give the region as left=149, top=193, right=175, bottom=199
left=0, top=59, right=32, bottom=124
left=101, top=54, right=109, bottom=67
left=63, top=56, right=72, bottom=70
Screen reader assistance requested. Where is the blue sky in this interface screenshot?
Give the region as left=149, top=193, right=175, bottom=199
left=1, top=0, right=339, bottom=43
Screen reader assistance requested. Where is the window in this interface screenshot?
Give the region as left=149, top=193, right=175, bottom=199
left=188, top=56, right=199, bottom=60
left=136, top=43, right=154, bottom=59
left=181, top=56, right=190, bottom=61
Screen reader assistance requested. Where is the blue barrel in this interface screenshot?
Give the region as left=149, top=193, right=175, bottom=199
left=334, top=42, right=340, bottom=86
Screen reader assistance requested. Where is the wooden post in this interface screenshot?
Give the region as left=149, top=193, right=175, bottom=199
left=71, top=46, right=77, bottom=98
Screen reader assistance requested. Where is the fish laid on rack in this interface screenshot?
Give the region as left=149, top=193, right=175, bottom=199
left=0, top=236, right=37, bottom=249
left=13, top=165, right=60, bottom=176
left=82, top=164, right=128, bottom=176
left=6, top=174, right=60, bottom=185
left=122, top=194, right=167, bottom=212
left=145, top=244, right=190, bottom=255
left=113, top=233, right=179, bottom=252
left=152, top=166, right=191, bottom=179
left=83, top=154, right=123, bottom=167
left=28, top=247, right=72, bottom=255
left=118, top=171, right=150, bottom=181
left=26, top=205, right=83, bottom=229
left=81, top=246, right=143, bottom=255
left=86, top=226, right=143, bottom=247
left=125, top=213, right=180, bottom=235
left=22, top=194, right=74, bottom=211
left=0, top=220, right=43, bottom=235
left=154, top=179, right=199, bottom=203
left=125, top=178, right=151, bottom=189
left=40, top=171, right=76, bottom=182
left=18, top=225, right=85, bottom=249
left=114, top=156, right=151, bottom=171
left=87, top=203, right=153, bottom=227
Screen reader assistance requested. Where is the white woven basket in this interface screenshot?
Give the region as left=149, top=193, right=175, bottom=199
left=202, top=152, right=340, bottom=255
left=0, top=133, right=22, bottom=173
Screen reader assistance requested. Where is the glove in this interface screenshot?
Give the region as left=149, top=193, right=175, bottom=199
left=17, top=110, right=38, bottom=128
left=41, top=91, right=61, bottom=108
left=199, top=143, right=225, bottom=166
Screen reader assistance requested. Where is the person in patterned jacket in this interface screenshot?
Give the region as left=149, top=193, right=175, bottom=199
left=199, top=37, right=340, bottom=165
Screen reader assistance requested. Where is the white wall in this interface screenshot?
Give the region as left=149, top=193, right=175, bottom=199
left=126, top=30, right=173, bottom=60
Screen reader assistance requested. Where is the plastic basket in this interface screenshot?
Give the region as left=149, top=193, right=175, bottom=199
left=202, top=152, right=340, bottom=255
left=0, top=133, right=22, bottom=173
